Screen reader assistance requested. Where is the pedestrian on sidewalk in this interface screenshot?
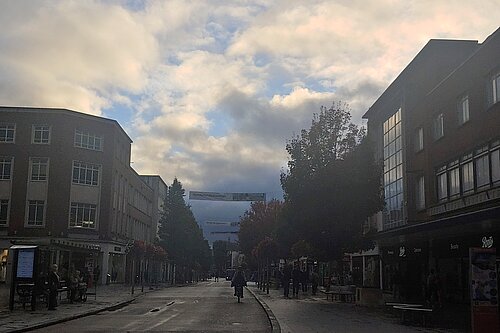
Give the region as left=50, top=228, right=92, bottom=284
left=301, top=269, right=308, bottom=293
left=292, top=265, right=300, bottom=298
left=282, top=265, right=291, bottom=298
left=311, top=270, right=319, bottom=295
left=48, top=264, right=60, bottom=310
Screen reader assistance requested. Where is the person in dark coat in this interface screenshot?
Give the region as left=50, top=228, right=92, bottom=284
left=48, top=264, right=60, bottom=310
left=292, top=265, right=301, bottom=297
left=231, top=268, right=247, bottom=300
left=301, top=269, right=308, bottom=293
left=311, top=270, right=320, bottom=295
left=282, top=265, right=292, bottom=298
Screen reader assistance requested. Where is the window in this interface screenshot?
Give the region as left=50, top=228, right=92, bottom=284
left=475, top=154, right=490, bottom=188
left=458, top=95, right=470, bottom=125
left=0, top=157, right=13, bottom=180
left=416, top=176, right=425, bottom=210
left=30, top=158, right=49, bottom=181
left=492, top=149, right=500, bottom=183
left=0, top=199, right=8, bottom=226
left=32, top=125, right=51, bottom=144
left=491, top=72, right=500, bottom=105
left=433, top=113, right=444, bottom=140
left=449, top=167, right=460, bottom=198
left=74, top=130, right=103, bottom=151
left=437, top=172, right=448, bottom=201
left=72, top=161, right=100, bottom=186
left=414, top=127, right=424, bottom=152
left=382, top=109, right=404, bottom=229
left=461, top=160, right=474, bottom=193
left=27, top=200, right=45, bottom=226
left=70, top=202, right=97, bottom=229
left=0, top=124, right=15, bottom=143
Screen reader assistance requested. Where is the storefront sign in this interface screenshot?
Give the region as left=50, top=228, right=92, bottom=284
left=413, top=248, right=422, bottom=253
left=450, top=243, right=459, bottom=250
left=469, top=247, right=499, bottom=332
left=481, top=236, right=493, bottom=249
left=114, top=246, right=122, bottom=252
left=398, top=246, right=406, bottom=257
left=387, top=250, right=394, bottom=255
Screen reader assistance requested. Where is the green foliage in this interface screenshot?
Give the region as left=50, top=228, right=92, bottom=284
left=280, top=101, right=383, bottom=261
left=158, top=178, right=211, bottom=273
left=238, top=200, right=283, bottom=260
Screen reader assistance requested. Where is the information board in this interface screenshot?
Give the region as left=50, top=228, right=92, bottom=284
left=16, top=249, right=35, bottom=279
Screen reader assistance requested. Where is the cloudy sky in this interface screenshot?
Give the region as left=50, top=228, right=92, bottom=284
left=1, top=0, right=499, bottom=241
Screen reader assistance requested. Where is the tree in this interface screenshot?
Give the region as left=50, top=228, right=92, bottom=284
left=212, top=240, right=228, bottom=273
left=238, top=200, right=283, bottom=262
left=280, top=101, right=383, bottom=261
left=158, top=178, right=211, bottom=282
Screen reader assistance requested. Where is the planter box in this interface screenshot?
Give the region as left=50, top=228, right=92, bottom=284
left=356, top=287, right=383, bottom=306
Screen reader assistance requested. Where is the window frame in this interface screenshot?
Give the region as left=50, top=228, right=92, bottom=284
left=414, top=127, right=424, bottom=152
left=69, top=202, right=97, bottom=229
left=32, top=125, right=51, bottom=144
left=433, top=113, right=444, bottom=141
left=457, top=95, right=470, bottom=125
left=415, top=175, right=425, bottom=211
left=0, top=157, right=13, bottom=180
left=72, top=161, right=100, bottom=186
left=30, top=157, right=49, bottom=182
left=0, top=199, right=9, bottom=226
left=26, top=200, right=45, bottom=227
left=492, top=71, right=500, bottom=105
left=0, top=123, right=16, bottom=143
left=74, top=129, right=103, bottom=151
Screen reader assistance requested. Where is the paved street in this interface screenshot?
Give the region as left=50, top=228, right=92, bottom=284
left=31, top=281, right=271, bottom=332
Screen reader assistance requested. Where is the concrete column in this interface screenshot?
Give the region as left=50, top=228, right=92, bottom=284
left=362, top=256, right=366, bottom=286
left=379, top=258, right=383, bottom=290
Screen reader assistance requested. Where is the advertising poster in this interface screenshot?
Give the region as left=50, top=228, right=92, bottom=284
left=470, top=247, right=499, bottom=333
left=16, top=249, right=35, bottom=279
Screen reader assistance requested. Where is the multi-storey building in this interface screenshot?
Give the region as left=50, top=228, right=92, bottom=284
left=361, top=27, right=500, bottom=307
left=0, top=106, right=154, bottom=285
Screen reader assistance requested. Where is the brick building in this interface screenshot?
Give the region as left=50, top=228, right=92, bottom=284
left=0, top=106, right=155, bottom=285
left=359, top=27, right=500, bottom=307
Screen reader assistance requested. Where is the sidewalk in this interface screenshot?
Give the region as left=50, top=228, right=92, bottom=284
left=248, top=285, right=466, bottom=333
left=0, top=283, right=164, bottom=333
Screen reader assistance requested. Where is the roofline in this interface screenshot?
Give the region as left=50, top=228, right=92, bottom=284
left=426, top=27, right=500, bottom=97
left=0, top=105, right=133, bottom=143
left=140, top=174, right=168, bottom=188
left=362, top=38, right=479, bottom=119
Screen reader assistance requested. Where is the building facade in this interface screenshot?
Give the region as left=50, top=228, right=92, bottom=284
left=0, top=107, right=154, bottom=285
left=361, top=28, right=500, bottom=305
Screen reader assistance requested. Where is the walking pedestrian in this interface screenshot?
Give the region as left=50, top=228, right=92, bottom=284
left=292, top=265, right=300, bottom=297
left=282, top=265, right=291, bottom=298
left=301, top=269, right=308, bottom=293
left=48, top=264, right=60, bottom=310
left=311, top=270, right=319, bottom=295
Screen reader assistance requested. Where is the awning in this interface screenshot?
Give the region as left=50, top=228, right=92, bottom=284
left=50, top=239, right=101, bottom=252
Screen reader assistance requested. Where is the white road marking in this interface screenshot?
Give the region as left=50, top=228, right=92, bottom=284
left=143, top=312, right=180, bottom=330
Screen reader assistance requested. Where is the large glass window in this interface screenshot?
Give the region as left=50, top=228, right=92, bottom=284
left=414, top=127, right=423, bottom=152
left=492, top=72, right=500, bottom=105
left=383, top=109, right=404, bottom=229
left=437, top=172, right=448, bottom=201
left=492, top=149, right=500, bottom=183
left=72, top=161, right=100, bottom=186
left=32, top=125, right=51, bottom=144
left=449, top=166, right=460, bottom=198
left=0, top=157, right=13, bottom=180
left=475, top=154, right=490, bottom=188
left=27, top=200, right=45, bottom=226
left=74, top=130, right=103, bottom=151
left=0, top=199, right=8, bottom=226
left=30, top=157, right=49, bottom=181
left=461, top=159, right=474, bottom=193
left=458, top=95, right=470, bottom=125
left=416, top=176, right=425, bottom=210
left=0, top=124, right=15, bottom=143
left=433, top=113, right=444, bottom=140
left=69, top=202, right=97, bottom=229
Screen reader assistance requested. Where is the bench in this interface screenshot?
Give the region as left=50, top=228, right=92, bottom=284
left=393, top=305, right=433, bottom=327
left=321, top=286, right=355, bottom=302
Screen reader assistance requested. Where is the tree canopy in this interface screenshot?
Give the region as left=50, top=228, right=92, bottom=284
left=280, top=101, right=383, bottom=261
left=158, top=178, right=211, bottom=277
